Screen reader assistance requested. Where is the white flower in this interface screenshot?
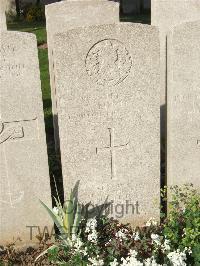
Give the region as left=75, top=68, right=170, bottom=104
left=129, top=250, right=138, bottom=257
left=71, top=234, right=77, bottom=242
left=144, top=256, right=162, bottom=266
left=88, top=256, right=104, bottom=266
left=88, top=230, right=98, bottom=243
left=133, top=231, right=140, bottom=241
left=184, top=247, right=192, bottom=255
left=162, top=238, right=170, bottom=251
left=85, top=218, right=98, bottom=243
left=151, top=234, right=161, bottom=246
left=120, top=250, right=143, bottom=266
left=167, top=249, right=187, bottom=266
left=115, top=229, right=128, bottom=241
left=85, top=218, right=97, bottom=232
left=146, top=218, right=158, bottom=227
left=80, top=246, right=88, bottom=256
left=73, top=237, right=83, bottom=250
left=110, top=258, right=118, bottom=266
left=66, top=235, right=83, bottom=251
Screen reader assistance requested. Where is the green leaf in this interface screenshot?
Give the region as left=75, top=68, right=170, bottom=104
left=63, top=191, right=75, bottom=236
left=35, top=244, right=58, bottom=262
left=72, top=203, right=82, bottom=235
left=40, top=200, right=66, bottom=236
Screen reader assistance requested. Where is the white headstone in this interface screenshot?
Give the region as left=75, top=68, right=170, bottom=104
left=45, top=0, right=119, bottom=149
left=54, top=23, right=160, bottom=225
left=152, top=0, right=200, bottom=107
left=0, top=1, right=7, bottom=30
left=167, top=21, right=200, bottom=189
left=152, top=0, right=200, bottom=138
left=4, top=0, right=16, bottom=16
left=0, top=32, right=52, bottom=245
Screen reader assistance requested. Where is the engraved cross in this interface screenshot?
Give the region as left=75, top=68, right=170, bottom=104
left=96, top=128, right=129, bottom=179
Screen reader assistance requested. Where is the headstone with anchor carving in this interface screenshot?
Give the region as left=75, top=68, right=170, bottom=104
left=54, top=24, right=160, bottom=225
left=0, top=31, right=52, bottom=246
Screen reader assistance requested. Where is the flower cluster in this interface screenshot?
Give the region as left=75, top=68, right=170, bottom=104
left=132, top=231, right=140, bottom=241
left=110, top=250, right=163, bottom=266
left=151, top=233, right=160, bottom=246
left=115, top=229, right=128, bottom=242
left=88, top=256, right=104, bottom=266
left=41, top=185, right=199, bottom=266
left=120, top=250, right=143, bottom=266
left=146, top=218, right=158, bottom=227
left=85, top=218, right=98, bottom=244
left=167, top=248, right=192, bottom=266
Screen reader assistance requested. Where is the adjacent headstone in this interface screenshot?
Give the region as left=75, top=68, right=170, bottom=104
left=151, top=0, right=200, bottom=107
left=45, top=0, right=119, bottom=150
left=0, top=1, right=7, bottom=30
left=167, top=21, right=200, bottom=189
left=4, top=0, right=16, bottom=16
left=0, top=32, right=52, bottom=245
left=54, top=23, right=160, bottom=225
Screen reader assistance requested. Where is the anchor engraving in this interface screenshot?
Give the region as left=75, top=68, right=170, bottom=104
left=0, top=117, right=37, bottom=207
left=0, top=121, right=24, bottom=144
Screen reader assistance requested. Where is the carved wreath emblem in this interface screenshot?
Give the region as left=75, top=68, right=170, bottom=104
left=85, top=39, right=132, bottom=86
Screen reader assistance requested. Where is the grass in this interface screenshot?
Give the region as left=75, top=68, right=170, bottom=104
left=38, top=48, right=53, bottom=135
left=7, top=20, right=47, bottom=45
left=121, top=13, right=151, bottom=24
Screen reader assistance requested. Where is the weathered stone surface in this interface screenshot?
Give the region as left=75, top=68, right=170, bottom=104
left=45, top=0, right=119, bottom=149
left=54, top=24, right=160, bottom=225
left=0, top=1, right=6, bottom=31
left=167, top=21, right=200, bottom=189
left=0, top=32, right=52, bottom=246
left=152, top=0, right=200, bottom=107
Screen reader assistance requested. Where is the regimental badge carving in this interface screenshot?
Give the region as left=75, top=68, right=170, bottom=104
left=85, top=39, right=132, bottom=86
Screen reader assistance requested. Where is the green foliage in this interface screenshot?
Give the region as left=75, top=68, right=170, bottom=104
left=38, top=48, right=52, bottom=133
left=7, top=21, right=47, bottom=46
left=192, top=243, right=200, bottom=265
left=36, top=188, right=82, bottom=264
left=37, top=184, right=199, bottom=265
left=22, top=4, right=45, bottom=22
left=41, top=191, right=82, bottom=239
left=163, top=184, right=200, bottom=264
